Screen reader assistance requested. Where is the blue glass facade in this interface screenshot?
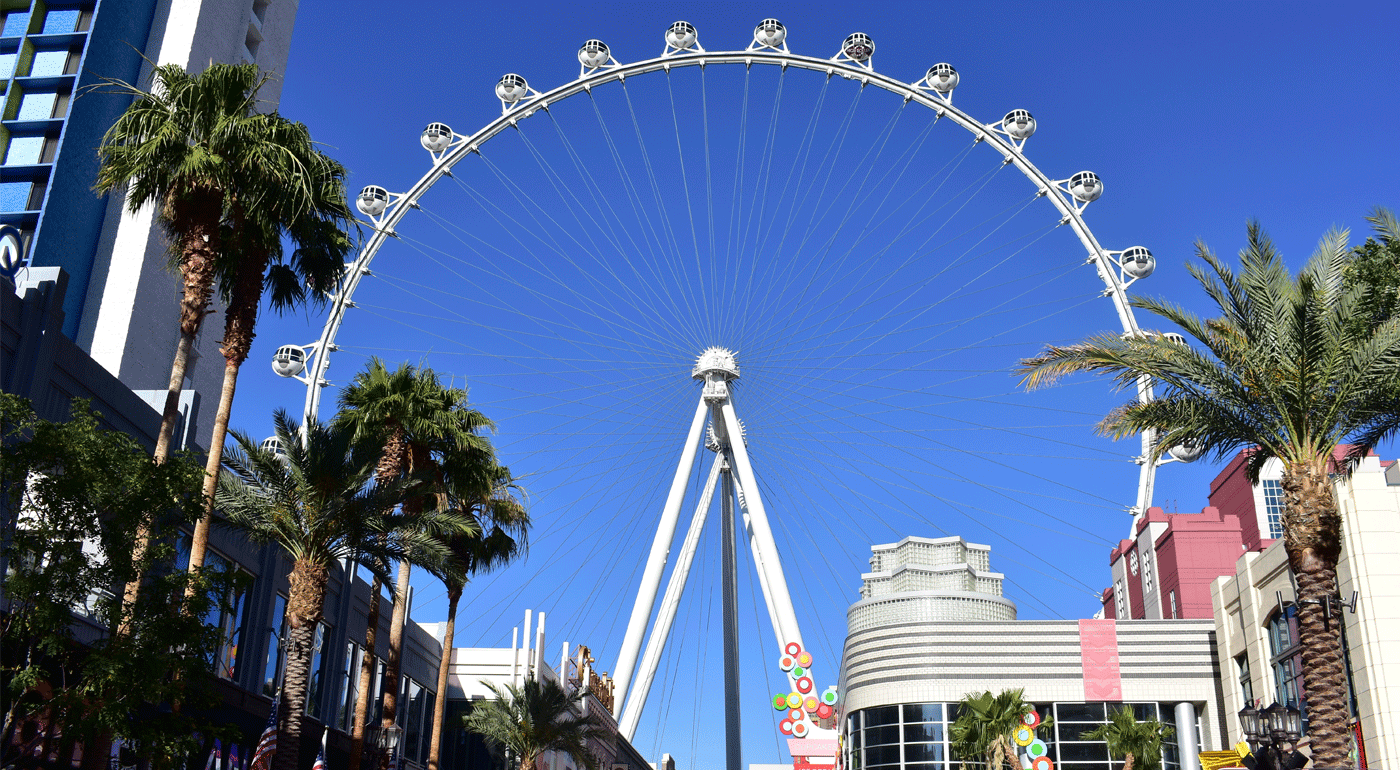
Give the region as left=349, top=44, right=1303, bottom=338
left=1, top=0, right=158, bottom=338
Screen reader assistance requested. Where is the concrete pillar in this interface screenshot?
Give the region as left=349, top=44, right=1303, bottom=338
left=1175, top=701, right=1201, bottom=770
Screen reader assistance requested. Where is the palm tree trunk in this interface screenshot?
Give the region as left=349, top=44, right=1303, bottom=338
left=426, top=586, right=461, bottom=770
left=380, top=560, right=412, bottom=731
left=120, top=188, right=222, bottom=635
left=348, top=573, right=384, bottom=770
left=1123, top=752, right=1135, bottom=770
left=1001, top=736, right=1018, bottom=770
left=1280, top=460, right=1349, bottom=768
left=186, top=262, right=265, bottom=581
left=276, top=558, right=329, bottom=770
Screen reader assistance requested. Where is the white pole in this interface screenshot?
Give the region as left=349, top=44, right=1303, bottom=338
left=734, top=489, right=783, bottom=650
left=561, top=641, right=569, bottom=684
left=533, top=612, right=547, bottom=682
left=510, top=626, right=519, bottom=688
left=720, top=400, right=803, bottom=651
left=612, top=397, right=710, bottom=714
left=619, top=456, right=724, bottom=739
left=522, top=609, right=533, bottom=681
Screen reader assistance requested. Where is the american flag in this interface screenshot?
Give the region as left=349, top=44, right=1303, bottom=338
left=249, top=696, right=279, bottom=770
left=386, top=744, right=400, bottom=770
left=204, top=740, right=222, bottom=770
left=311, top=747, right=326, bottom=770
left=228, top=744, right=241, bottom=770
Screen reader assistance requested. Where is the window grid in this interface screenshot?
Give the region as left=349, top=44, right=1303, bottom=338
left=1261, top=480, right=1285, bottom=539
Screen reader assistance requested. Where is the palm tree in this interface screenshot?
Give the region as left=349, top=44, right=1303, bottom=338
left=1017, top=222, right=1400, bottom=767
left=335, top=360, right=495, bottom=770
left=1080, top=706, right=1173, bottom=770
left=425, top=464, right=529, bottom=770
left=215, top=409, right=473, bottom=770
left=464, top=678, right=607, bottom=770
left=184, top=123, right=356, bottom=584
left=93, top=62, right=326, bottom=628
left=949, top=689, right=1043, bottom=770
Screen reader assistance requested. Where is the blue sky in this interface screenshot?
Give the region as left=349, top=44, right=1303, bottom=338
left=231, top=2, right=1399, bottom=765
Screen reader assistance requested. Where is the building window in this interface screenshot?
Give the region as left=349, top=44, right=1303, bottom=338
left=1115, top=579, right=1127, bottom=618
left=1236, top=653, right=1254, bottom=707
left=338, top=642, right=361, bottom=731
left=1169, top=590, right=1177, bottom=619
left=306, top=623, right=330, bottom=718
left=1128, top=551, right=1139, bottom=575
left=1142, top=550, right=1155, bottom=594
left=1261, top=479, right=1285, bottom=539
left=176, top=538, right=251, bottom=681
left=264, top=594, right=288, bottom=696
left=1267, top=607, right=1306, bottom=733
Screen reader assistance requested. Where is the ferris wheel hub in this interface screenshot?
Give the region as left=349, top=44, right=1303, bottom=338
left=692, top=346, right=740, bottom=381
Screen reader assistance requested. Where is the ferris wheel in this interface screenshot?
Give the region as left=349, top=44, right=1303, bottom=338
left=267, top=18, right=1202, bottom=762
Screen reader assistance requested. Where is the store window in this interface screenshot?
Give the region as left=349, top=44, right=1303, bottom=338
left=1236, top=653, right=1254, bottom=708
left=1267, top=607, right=1306, bottom=733
left=1261, top=480, right=1285, bottom=539
left=306, top=623, right=330, bottom=718
left=175, top=538, right=250, bottom=681
left=263, top=594, right=288, bottom=696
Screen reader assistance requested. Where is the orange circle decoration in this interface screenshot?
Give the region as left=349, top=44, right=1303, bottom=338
left=785, top=642, right=802, bottom=656
left=1021, top=709, right=1042, bottom=728
left=779, top=720, right=794, bottom=735
left=1030, top=758, right=1054, bottom=770
left=804, top=696, right=819, bottom=712
left=796, top=652, right=813, bottom=667
left=787, top=693, right=802, bottom=709
left=796, top=677, right=813, bottom=693
left=779, top=656, right=795, bottom=671
left=792, top=721, right=809, bottom=737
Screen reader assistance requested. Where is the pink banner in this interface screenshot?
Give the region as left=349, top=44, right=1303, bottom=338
left=1079, top=619, right=1122, bottom=701
left=788, top=739, right=839, bottom=758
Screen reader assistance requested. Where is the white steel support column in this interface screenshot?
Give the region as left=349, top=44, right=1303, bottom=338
left=729, top=469, right=783, bottom=648
left=612, top=397, right=710, bottom=715
left=619, top=457, right=724, bottom=739
left=720, top=400, right=803, bottom=651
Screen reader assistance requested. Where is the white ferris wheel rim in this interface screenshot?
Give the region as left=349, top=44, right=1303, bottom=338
left=296, top=31, right=1162, bottom=540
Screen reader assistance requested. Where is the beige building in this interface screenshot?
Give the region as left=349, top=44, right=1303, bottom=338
left=1210, top=454, right=1400, bottom=768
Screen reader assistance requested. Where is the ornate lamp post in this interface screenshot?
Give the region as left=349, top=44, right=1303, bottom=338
left=364, top=721, right=403, bottom=770
left=1238, top=703, right=1306, bottom=770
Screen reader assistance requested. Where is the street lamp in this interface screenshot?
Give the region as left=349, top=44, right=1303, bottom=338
left=1238, top=703, right=1306, bottom=770
left=364, top=721, right=403, bottom=769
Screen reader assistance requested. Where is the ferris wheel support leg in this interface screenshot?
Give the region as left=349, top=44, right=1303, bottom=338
left=1130, top=374, right=1158, bottom=536
left=612, top=397, right=710, bottom=716
left=720, top=400, right=803, bottom=652
left=618, top=456, right=723, bottom=740
left=727, top=467, right=783, bottom=650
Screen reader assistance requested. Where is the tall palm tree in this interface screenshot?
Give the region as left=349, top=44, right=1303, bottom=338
left=215, top=410, right=473, bottom=770
left=425, top=464, right=529, bottom=770
left=335, top=360, right=494, bottom=770
left=464, top=678, right=607, bottom=770
left=1017, top=222, right=1400, bottom=767
left=94, top=62, right=323, bottom=627
left=184, top=124, right=356, bottom=583
left=1080, top=706, right=1173, bottom=770
left=949, top=689, right=1044, bottom=770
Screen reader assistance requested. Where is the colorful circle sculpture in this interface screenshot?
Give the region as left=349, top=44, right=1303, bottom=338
left=1027, top=740, right=1048, bottom=758
left=792, top=666, right=806, bottom=678
left=796, top=652, right=813, bottom=667
left=820, top=688, right=838, bottom=706
left=770, top=641, right=839, bottom=735
left=1030, top=758, right=1054, bottom=770
left=792, top=721, right=809, bottom=737
left=804, top=696, right=819, bottom=712
left=772, top=694, right=788, bottom=710
left=796, top=677, right=813, bottom=693
left=779, top=655, right=795, bottom=671
left=816, top=704, right=833, bottom=719
left=1013, top=727, right=1034, bottom=746
left=785, top=642, right=802, bottom=656
left=1021, top=709, right=1042, bottom=728
left=786, top=693, right=802, bottom=709
left=790, top=709, right=803, bottom=721
left=779, top=720, right=794, bottom=735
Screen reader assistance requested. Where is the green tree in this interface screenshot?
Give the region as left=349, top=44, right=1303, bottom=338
left=1342, top=207, right=1400, bottom=338
left=215, top=410, right=473, bottom=770
left=1017, top=222, right=1400, bottom=766
left=184, top=120, right=357, bottom=585
left=334, top=359, right=495, bottom=770
left=949, top=689, right=1046, bottom=770
left=0, top=395, right=234, bottom=769
left=425, top=464, right=529, bottom=770
left=93, top=62, right=328, bottom=626
left=1079, top=706, right=1174, bottom=770
left=463, top=678, right=608, bottom=770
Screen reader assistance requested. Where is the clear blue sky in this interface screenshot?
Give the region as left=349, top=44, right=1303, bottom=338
left=232, top=2, right=1398, bottom=765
